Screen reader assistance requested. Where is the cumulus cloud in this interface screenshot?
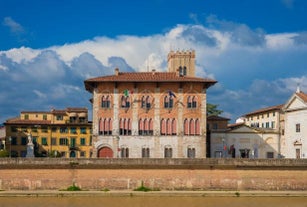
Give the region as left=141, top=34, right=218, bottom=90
left=1, top=17, right=307, bottom=123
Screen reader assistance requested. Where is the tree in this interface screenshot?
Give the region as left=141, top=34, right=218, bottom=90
left=207, top=103, right=223, bottom=116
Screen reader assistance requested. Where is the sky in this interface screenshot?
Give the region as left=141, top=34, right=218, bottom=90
left=1, top=0, right=307, bottom=124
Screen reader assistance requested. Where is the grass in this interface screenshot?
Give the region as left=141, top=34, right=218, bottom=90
left=61, top=183, right=82, bottom=191
left=133, top=181, right=160, bottom=192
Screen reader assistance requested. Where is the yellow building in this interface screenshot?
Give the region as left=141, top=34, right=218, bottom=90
left=4, top=108, right=92, bottom=158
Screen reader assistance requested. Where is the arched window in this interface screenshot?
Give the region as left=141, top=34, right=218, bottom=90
left=142, top=148, right=150, bottom=158
left=121, top=96, right=130, bottom=108
left=184, top=119, right=189, bottom=135
left=139, top=119, right=144, bottom=135
left=164, top=95, right=173, bottom=108
left=149, top=118, right=153, bottom=135
left=161, top=119, right=166, bottom=135
left=179, top=66, right=183, bottom=76
left=172, top=119, right=177, bottom=135
left=187, top=96, right=192, bottom=108
left=120, top=147, right=129, bottom=158
left=164, top=147, right=173, bottom=158
left=99, top=118, right=112, bottom=135
left=99, top=118, right=104, bottom=135
left=141, top=96, right=146, bottom=108
left=146, top=96, right=151, bottom=109
left=141, top=95, right=152, bottom=109
left=187, top=147, right=195, bottom=158
left=192, top=96, right=197, bottom=108
left=195, top=119, right=200, bottom=135
left=183, top=66, right=187, bottom=76
left=189, top=119, right=195, bottom=135
left=166, top=118, right=171, bottom=135
left=101, top=95, right=111, bottom=108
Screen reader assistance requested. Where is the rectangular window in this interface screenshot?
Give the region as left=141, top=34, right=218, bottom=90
left=56, top=115, right=63, bottom=121
left=164, top=148, right=172, bottom=158
left=265, top=122, right=269, bottom=128
left=271, top=121, right=275, bottom=129
left=296, top=124, right=300, bottom=132
left=142, top=148, right=150, bottom=158
left=41, top=137, right=48, bottom=145
left=41, top=126, right=48, bottom=133
left=267, top=113, right=269, bottom=117
left=51, top=127, right=57, bottom=132
left=267, top=152, right=274, bottom=158
left=80, top=151, right=86, bottom=157
left=80, top=138, right=86, bottom=145
left=70, top=138, right=76, bottom=148
left=11, top=137, right=17, bottom=145
left=24, top=114, right=29, bottom=120
left=59, top=138, right=68, bottom=146
left=60, top=127, right=68, bottom=133
left=11, top=126, right=18, bottom=132
left=51, top=137, right=57, bottom=145
left=43, top=114, right=47, bottom=120
left=21, top=137, right=27, bottom=145
left=273, top=112, right=276, bottom=117
left=70, top=127, right=77, bottom=134
left=31, top=127, right=38, bottom=132
left=80, top=127, right=87, bottom=134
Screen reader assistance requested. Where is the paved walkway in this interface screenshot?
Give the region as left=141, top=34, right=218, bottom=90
left=0, top=190, right=307, bottom=197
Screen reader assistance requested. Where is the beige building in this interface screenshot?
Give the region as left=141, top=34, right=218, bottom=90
left=283, top=88, right=307, bottom=158
left=211, top=123, right=280, bottom=158
left=4, top=108, right=92, bottom=158
left=84, top=50, right=216, bottom=158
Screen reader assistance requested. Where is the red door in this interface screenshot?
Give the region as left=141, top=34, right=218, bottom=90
left=98, top=147, right=114, bottom=158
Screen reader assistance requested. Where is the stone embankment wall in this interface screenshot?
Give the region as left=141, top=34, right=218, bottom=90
left=0, top=158, right=306, bottom=191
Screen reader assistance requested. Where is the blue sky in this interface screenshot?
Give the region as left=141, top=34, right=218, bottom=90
left=1, top=0, right=307, bottom=123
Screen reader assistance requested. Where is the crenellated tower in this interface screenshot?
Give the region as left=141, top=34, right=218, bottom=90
left=167, top=50, right=196, bottom=77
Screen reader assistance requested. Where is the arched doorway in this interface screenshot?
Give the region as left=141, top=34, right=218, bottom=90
left=70, top=151, right=76, bottom=158
left=98, top=147, right=114, bottom=158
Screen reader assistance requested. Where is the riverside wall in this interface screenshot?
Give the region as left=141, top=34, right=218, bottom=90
left=0, top=158, right=307, bottom=191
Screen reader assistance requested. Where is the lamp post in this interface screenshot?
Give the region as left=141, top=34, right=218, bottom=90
left=8, top=136, right=12, bottom=158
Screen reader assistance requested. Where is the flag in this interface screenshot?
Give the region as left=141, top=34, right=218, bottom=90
left=168, top=90, right=176, bottom=98
left=123, top=89, right=129, bottom=97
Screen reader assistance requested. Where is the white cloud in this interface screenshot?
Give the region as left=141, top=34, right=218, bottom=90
left=2, top=17, right=24, bottom=34
left=1, top=17, right=307, bottom=123
left=282, top=0, right=295, bottom=9
left=265, top=33, right=297, bottom=49
left=33, top=90, right=47, bottom=99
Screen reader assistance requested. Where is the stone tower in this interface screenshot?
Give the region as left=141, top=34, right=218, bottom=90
left=167, top=50, right=196, bottom=77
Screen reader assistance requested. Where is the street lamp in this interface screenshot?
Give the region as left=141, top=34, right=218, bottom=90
left=8, top=136, right=12, bottom=158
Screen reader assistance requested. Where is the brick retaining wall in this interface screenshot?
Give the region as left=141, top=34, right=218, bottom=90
left=0, top=158, right=307, bottom=191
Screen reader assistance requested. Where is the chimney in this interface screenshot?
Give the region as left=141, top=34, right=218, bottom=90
left=152, top=69, right=156, bottom=75
left=115, top=68, right=119, bottom=76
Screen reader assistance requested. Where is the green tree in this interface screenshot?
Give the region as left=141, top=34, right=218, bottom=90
left=207, top=103, right=223, bottom=116
left=0, top=150, right=9, bottom=157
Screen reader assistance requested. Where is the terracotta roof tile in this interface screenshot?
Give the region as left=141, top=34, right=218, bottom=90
left=5, top=119, right=51, bottom=125
left=296, top=92, right=307, bottom=102
left=243, top=104, right=284, bottom=117
left=84, top=72, right=217, bottom=91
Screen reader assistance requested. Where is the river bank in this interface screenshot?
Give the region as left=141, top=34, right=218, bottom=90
left=1, top=190, right=307, bottom=197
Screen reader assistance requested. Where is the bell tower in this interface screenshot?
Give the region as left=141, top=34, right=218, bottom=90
left=167, top=50, right=196, bottom=77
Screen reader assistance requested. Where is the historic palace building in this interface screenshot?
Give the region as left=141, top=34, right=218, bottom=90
left=84, top=50, right=217, bottom=158
left=4, top=108, right=92, bottom=158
